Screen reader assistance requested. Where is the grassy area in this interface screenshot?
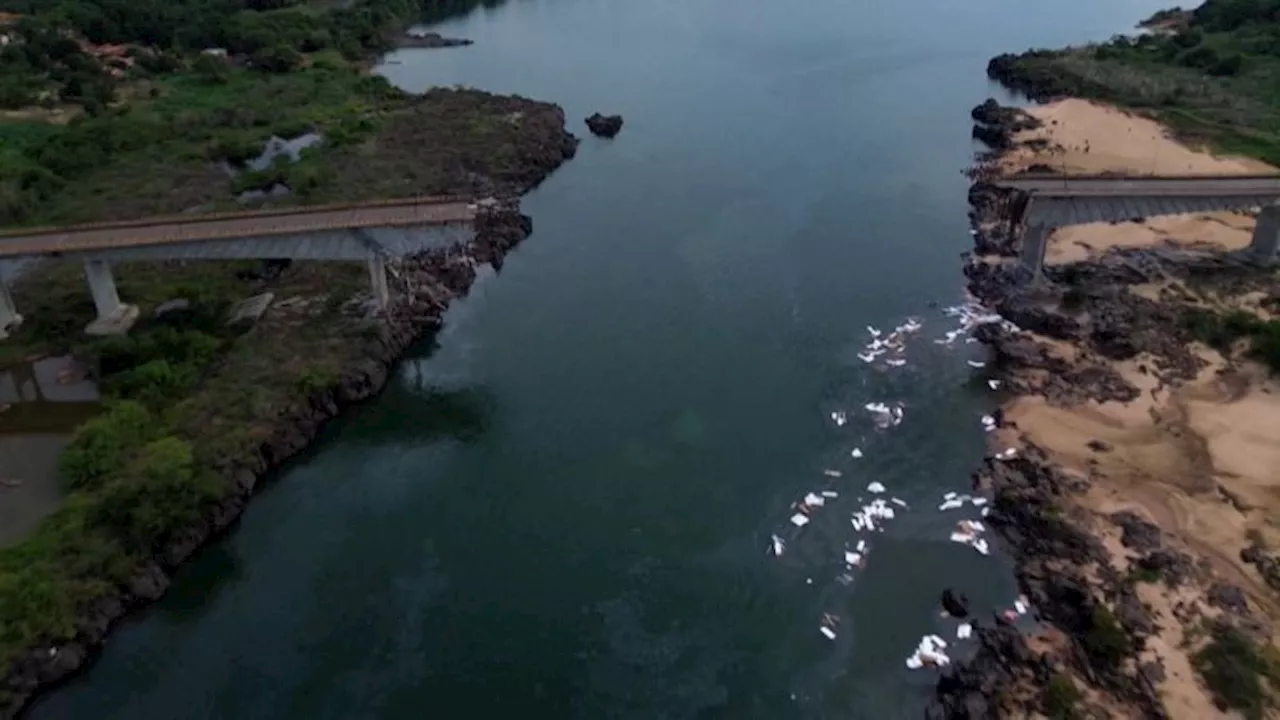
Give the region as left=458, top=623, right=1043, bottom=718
left=1182, top=308, right=1280, bottom=372
left=988, top=0, right=1280, bottom=165
left=1192, top=624, right=1280, bottom=719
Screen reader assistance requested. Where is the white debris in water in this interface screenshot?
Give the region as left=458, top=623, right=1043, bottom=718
left=823, top=468, right=843, bottom=478
left=851, top=448, right=864, bottom=459
left=821, top=490, right=839, bottom=499
left=804, top=492, right=826, bottom=508
left=957, top=623, right=973, bottom=640
left=995, top=448, right=1017, bottom=460
left=944, top=492, right=957, bottom=500
left=831, top=411, right=848, bottom=427
left=844, top=550, right=863, bottom=566
left=1014, top=599, right=1028, bottom=615
left=771, top=534, right=785, bottom=556
left=856, top=539, right=867, bottom=552
left=939, top=499, right=964, bottom=511
left=950, top=519, right=991, bottom=556
left=906, top=634, right=951, bottom=670
left=891, top=497, right=908, bottom=508
left=987, top=379, right=1001, bottom=390
left=867, top=326, right=881, bottom=338
left=867, top=481, right=886, bottom=494
left=966, top=360, right=986, bottom=369
left=820, top=626, right=837, bottom=640
left=790, top=513, right=810, bottom=527
left=981, top=414, right=996, bottom=433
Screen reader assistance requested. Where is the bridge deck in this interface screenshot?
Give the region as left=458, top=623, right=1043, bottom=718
left=0, top=197, right=477, bottom=259
left=995, top=173, right=1280, bottom=197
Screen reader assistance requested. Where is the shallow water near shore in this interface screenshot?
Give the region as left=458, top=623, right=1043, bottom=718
left=29, top=0, right=1173, bottom=717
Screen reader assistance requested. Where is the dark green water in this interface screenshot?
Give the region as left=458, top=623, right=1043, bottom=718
left=31, top=0, right=1170, bottom=718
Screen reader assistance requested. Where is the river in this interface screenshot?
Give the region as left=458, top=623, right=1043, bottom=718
left=29, top=0, right=1170, bottom=717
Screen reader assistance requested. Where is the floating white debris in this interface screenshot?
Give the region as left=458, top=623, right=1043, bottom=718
left=980, top=415, right=995, bottom=426
left=950, top=531, right=975, bottom=544
left=973, top=538, right=990, bottom=555
left=971, top=497, right=987, bottom=507
left=851, top=448, right=863, bottom=459
left=771, top=534, right=785, bottom=556
left=865, top=402, right=889, bottom=413
left=866, top=481, right=886, bottom=494
left=995, top=448, right=1017, bottom=460
left=1014, top=600, right=1028, bottom=615
left=804, top=493, right=826, bottom=507
left=823, top=469, right=843, bottom=478
left=906, top=634, right=952, bottom=670
left=867, top=326, right=881, bottom=338
left=821, top=490, right=839, bottom=499
left=944, top=492, right=957, bottom=500
left=857, top=352, right=877, bottom=364
left=987, top=379, right=1001, bottom=390
left=844, top=551, right=863, bottom=566
left=957, top=623, right=973, bottom=640
left=856, top=539, right=867, bottom=552
left=820, top=626, right=837, bottom=640
left=939, top=499, right=964, bottom=511
left=831, top=411, right=848, bottom=427
left=981, top=506, right=990, bottom=517
left=886, top=358, right=906, bottom=367
left=891, top=497, right=908, bottom=508
left=967, top=360, right=986, bottom=369
left=790, top=514, right=810, bottom=527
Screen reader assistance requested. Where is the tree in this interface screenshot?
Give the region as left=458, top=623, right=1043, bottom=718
left=250, top=44, right=302, bottom=73
left=192, top=52, right=231, bottom=84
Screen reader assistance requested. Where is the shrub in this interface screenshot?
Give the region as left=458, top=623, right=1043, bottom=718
left=1193, top=625, right=1276, bottom=719
left=1083, top=604, right=1130, bottom=669
left=58, top=401, right=156, bottom=491
left=1044, top=672, right=1082, bottom=719
left=92, top=437, right=221, bottom=553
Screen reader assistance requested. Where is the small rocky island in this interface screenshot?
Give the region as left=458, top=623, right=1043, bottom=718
left=585, top=113, right=624, bottom=138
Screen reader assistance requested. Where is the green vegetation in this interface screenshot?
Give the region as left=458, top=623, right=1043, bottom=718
left=1044, top=671, right=1082, bottom=720
left=1192, top=624, right=1280, bottom=719
left=990, top=0, right=1280, bottom=164
left=1182, top=308, right=1280, bottom=372
left=0, top=259, right=367, bottom=677
left=1082, top=603, right=1130, bottom=669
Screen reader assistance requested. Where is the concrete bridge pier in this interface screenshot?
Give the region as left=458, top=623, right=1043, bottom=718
left=1017, top=223, right=1050, bottom=282
left=83, top=260, right=139, bottom=336
left=1249, top=205, right=1280, bottom=264
left=0, top=281, right=20, bottom=340
left=367, top=252, right=390, bottom=311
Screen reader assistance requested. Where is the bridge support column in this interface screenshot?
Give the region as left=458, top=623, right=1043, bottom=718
left=1018, top=223, right=1050, bottom=282
left=83, top=260, right=139, bottom=336
left=1248, top=205, right=1280, bottom=264
left=367, top=252, right=390, bottom=312
left=0, top=281, right=20, bottom=340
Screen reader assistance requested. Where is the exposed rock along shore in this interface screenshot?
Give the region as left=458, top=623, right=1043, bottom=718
left=927, top=98, right=1275, bottom=718
left=0, top=106, right=579, bottom=720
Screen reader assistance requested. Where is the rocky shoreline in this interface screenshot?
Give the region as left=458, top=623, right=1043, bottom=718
left=0, top=122, right=578, bottom=719
left=926, top=99, right=1277, bottom=718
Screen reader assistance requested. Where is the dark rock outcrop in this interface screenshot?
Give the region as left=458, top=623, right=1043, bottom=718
left=399, top=31, right=473, bottom=49
left=942, top=589, right=971, bottom=619
left=1111, top=511, right=1162, bottom=552
left=585, top=113, right=624, bottom=138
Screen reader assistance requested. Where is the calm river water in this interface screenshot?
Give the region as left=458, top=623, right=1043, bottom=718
left=31, top=0, right=1169, bottom=717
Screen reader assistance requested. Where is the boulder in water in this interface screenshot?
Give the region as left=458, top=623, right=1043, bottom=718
left=942, top=589, right=970, bottom=619
left=585, top=113, right=624, bottom=138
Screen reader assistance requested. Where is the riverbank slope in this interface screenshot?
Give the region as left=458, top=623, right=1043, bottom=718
left=931, top=96, right=1280, bottom=719
left=0, top=76, right=578, bottom=720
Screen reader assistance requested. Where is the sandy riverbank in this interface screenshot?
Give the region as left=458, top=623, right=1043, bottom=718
left=931, top=99, right=1280, bottom=718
